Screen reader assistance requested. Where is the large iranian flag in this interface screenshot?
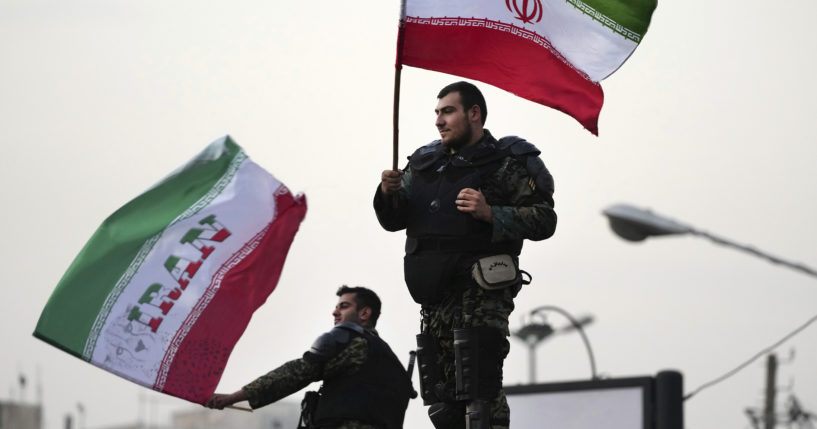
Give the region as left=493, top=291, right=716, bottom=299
left=398, top=0, right=657, bottom=134
left=34, top=136, right=307, bottom=403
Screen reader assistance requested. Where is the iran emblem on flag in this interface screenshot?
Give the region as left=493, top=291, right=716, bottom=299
left=397, top=0, right=657, bottom=134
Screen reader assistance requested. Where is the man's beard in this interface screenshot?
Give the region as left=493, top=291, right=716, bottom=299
left=443, top=124, right=473, bottom=151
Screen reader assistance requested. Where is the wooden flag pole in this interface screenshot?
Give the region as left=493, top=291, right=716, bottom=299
left=389, top=1, right=407, bottom=207
left=393, top=0, right=407, bottom=171
left=226, top=404, right=253, bottom=412
left=392, top=65, right=402, bottom=171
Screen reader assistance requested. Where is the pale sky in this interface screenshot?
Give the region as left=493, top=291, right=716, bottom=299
left=2, top=1, right=816, bottom=428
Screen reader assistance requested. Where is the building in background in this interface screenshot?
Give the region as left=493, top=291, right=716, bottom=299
left=170, top=401, right=300, bottom=429
left=0, top=400, right=43, bottom=429
left=92, top=400, right=300, bottom=429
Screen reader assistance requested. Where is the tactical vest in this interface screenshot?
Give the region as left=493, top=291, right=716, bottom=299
left=312, top=328, right=411, bottom=429
left=404, top=133, right=525, bottom=256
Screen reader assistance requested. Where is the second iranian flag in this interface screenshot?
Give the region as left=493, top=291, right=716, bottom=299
left=34, top=136, right=307, bottom=403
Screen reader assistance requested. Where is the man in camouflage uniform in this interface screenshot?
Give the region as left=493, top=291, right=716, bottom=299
left=374, top=81, right=557, bottom=429
left=205, top=286, right=412, bottom=429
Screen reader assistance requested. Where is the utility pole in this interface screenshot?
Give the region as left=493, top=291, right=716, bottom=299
left=764, top=353, right=778, bottom=429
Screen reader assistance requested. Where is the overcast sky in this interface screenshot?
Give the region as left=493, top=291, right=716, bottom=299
left=2, top=1, right=816, bottom=428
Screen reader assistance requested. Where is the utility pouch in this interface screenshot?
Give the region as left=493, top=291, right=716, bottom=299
left=470, top=254, right=521, bottom=290
left=297, top=391, right=320, bottom=429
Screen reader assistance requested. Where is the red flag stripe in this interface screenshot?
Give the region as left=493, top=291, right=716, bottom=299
left=401, top=18, right=604, bottom=134
left=156, top=190, right=307, bottom=403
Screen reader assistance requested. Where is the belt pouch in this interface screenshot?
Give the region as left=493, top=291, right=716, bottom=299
left=471, top=254, right=520, bottom=290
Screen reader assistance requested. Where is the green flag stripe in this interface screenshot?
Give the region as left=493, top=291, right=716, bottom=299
left=567, top=0, right=656, bottom=41
left=33, top=137, right=243, bottom=358
left=83, top=145, right=246, bottom=359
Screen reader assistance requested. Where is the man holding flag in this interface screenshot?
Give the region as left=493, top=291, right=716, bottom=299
left=206, top=286, right=412, bottom=429
left=374, top=81, right=557, bottom=429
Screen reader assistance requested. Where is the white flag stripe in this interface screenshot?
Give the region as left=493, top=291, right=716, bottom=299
left=405, top=0, right=638, bottom=81
left=542, top=1, right=638, bottom=80
left=154, top=222, right=270, bottom=391
left=90, top=159, right=281, bottom=386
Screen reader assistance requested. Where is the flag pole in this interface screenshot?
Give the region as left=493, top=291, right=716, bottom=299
left=226, top=405, right=253, bottom=412
left=392, top=65, right=402, bottom=171
left=393, top=0, right=407, bottom=171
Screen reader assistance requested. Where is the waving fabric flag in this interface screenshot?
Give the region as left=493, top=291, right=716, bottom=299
left=34, top=136, right=307, bottom=403
left=397, top=0, right=657, bottom=134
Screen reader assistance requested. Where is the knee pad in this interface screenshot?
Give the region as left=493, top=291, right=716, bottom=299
left=453, top=326, right=507, bottom=401
left=416, top=332, right=444, bottom=405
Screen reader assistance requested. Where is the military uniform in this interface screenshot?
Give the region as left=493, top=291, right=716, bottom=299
left=373, top=130, right=556, bottom=429
left=242, top=322, right=411, bottom=429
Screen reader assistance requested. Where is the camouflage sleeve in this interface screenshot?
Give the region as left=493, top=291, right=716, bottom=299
left=242, top=357, right=321, bottom=409
left=241, top=336, right=370, bottom=409
left=373, top=167, right=413, bottom=232
left=321, top=336, right=368, bottom=379
left=485, top=157, right=557, bottom=242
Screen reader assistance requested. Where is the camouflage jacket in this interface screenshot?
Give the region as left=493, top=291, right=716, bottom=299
left=242, top=330, right=377, bottom=429
left=374, top=130, right=557, bottom=243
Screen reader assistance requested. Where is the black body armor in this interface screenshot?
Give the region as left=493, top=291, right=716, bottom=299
left=402, top=132, right=540, bottom=304
left=312, top=324, right=412, bottom=429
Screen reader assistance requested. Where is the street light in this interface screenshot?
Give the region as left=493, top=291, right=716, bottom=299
left=602, top=203, right=817, bottom=280
left=512, top=319, right=553, bottom=384
left=512, top=305, right=596, bottom=383
left=76, top=402, right=85, bottom=429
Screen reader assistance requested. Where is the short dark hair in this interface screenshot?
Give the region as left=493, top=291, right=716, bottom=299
left=437, top=81, right=487, bottom=125
left=336, top=285, right=382, bottom=327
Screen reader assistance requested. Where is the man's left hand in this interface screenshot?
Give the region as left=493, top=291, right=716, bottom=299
left=456, top=188, right=492, bottom=223
left=205, top=391, right=247, bottom=410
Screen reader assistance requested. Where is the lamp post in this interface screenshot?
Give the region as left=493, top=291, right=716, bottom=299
left=512, top=318, right=553, bottom=384
left=76, top=402, right=85, bottom=429
left=512, top=305, right=596, bottom=383
left=602, top=203, right=817, bottom=280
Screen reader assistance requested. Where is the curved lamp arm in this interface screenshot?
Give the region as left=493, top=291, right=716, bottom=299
left=529, top=305, right=598, bottom=380
left=603, top=203, right=817, bottom=280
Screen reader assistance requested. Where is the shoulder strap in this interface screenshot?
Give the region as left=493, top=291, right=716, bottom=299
left=408, top=140, right=446, bottom=171
left=499, top=136, right=554, bottom=205
left=498, top=136, right=541, bottom=157
left=309, top=322, right=364, bottom=358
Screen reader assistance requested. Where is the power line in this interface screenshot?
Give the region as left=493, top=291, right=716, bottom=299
left=684, top=311, right=817, bottom=401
